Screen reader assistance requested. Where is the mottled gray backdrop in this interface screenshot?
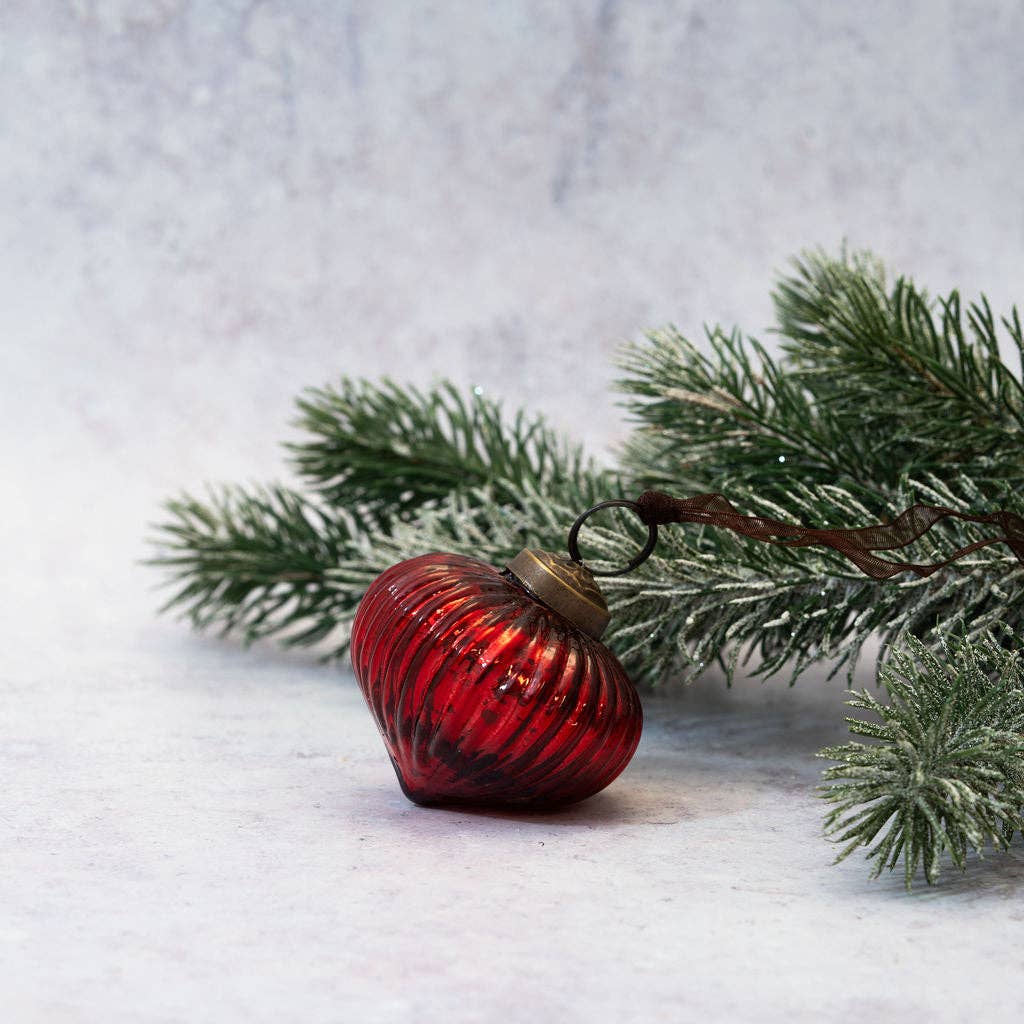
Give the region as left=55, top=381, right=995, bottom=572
left=6, top=6, right=1024, bottom=1020
left=5, top=0, right=1023, bottom=495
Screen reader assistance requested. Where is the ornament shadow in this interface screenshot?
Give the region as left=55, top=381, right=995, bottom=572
left=420, top=788, right=648, bottom=827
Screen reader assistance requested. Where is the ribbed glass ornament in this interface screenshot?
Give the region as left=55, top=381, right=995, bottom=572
left=350, top=553, right=643, bottom=808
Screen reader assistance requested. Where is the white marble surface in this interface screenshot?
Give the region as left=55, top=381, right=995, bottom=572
left=6, top=542, right=1024, bottom=1023
left=5, top=2, right=1024, bottom=1020
left=6, top=0, right=1024, bottom=473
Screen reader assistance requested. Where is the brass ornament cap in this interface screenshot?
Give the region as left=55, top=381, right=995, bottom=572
left=504, top=548, right=610, bottom=639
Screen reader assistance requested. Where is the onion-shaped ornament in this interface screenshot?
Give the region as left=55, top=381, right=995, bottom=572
left=350, top=548, right=643, bottom=809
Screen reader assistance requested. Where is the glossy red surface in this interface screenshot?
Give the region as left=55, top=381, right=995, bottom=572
left=350, top=553, right=643, bottom=808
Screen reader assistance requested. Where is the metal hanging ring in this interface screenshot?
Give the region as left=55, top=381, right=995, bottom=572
left=567, top=499, right=659, bottom=577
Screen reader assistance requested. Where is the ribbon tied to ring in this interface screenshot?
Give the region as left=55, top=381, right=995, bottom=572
left=568, top=490, right=1024, bottom=580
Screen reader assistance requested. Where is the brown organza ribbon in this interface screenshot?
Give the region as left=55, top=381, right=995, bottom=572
left=634, top=490, right=1024, bottom=580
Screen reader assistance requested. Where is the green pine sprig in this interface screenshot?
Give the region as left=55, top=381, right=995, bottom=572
left=774, top=249, right=1024, bottom=493
left=619, top=249, right=1024, bottom=510
left=818, top=629, right=1024, bottom=888
left=148, top=485, right=378, bottom=658
left=149, top=383, right=611, bottom=658
left=617, top=324, right=877, bottom=503
left=290, top=377, right=607, bottom=517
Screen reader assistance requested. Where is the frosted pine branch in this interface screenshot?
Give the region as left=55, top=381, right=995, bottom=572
left=819, top=630, right=1024, bottom=888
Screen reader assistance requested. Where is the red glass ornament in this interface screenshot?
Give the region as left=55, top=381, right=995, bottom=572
left=350, top=552, right=642, bottom=809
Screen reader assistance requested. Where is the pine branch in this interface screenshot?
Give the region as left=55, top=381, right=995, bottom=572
left=620, top=252, right=1024, bottom=511
left=148, top=485, right=379, bottom=658
left=150, top=382, right=613, bottom=659
left=150, top=400, right=1024, bottom=686
left=774, top=249, right=1024, bottom=491
left=290, top=378, right=606, bottom=517
left=818, top=630, right=1024, bottom=888
left=617, top=324, right=882, bottom=506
